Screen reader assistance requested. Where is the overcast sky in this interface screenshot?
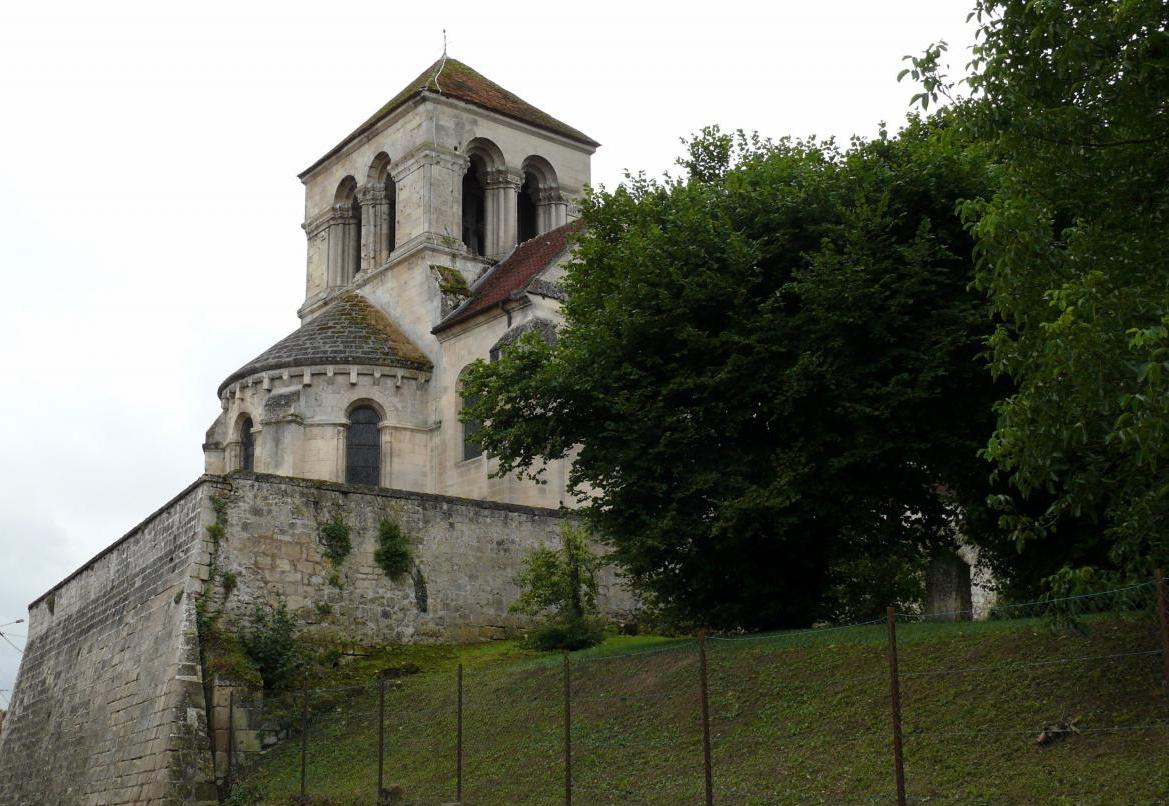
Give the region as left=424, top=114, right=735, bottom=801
left=0, top=0, right=979, bottom=699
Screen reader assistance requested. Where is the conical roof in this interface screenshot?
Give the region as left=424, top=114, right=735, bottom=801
left=218, top=293, right=431, bottom=395
left=300, top=57, right=598, bottom=178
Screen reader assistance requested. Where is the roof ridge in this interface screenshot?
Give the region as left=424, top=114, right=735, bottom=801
left=300, top=57, right=598, bottom=178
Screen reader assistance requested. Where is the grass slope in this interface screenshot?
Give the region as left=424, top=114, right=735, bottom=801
left=229, top=618, right=1169, bottom=805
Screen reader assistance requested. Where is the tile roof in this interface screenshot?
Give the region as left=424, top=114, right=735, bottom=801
left=301, top=57, right=598, bottom=178
left=219, top=292, right=431, bottom=395
left=433, top=220, right=582, bottom=334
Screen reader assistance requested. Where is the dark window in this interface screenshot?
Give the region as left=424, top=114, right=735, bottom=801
left=240, top=416, right=254, bottom=472
left=517, top=174, right=537, bottom=243
left=384, top=174, right=396, bottom=254
left=462, top=394, right=482, bottom=461
left=350, top=195, right=362, bottom=276
left=462, top=162, right=486, bottom=256
left=346, top=406, right=380, bottom=485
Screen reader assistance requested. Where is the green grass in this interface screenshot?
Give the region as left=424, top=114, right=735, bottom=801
left=228, top=617, right=1169, bottom=805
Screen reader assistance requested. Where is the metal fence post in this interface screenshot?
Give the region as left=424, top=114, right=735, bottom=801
left=300, top=677, right=309, bottom=799
left=698, top=629, right=714, bottom=806
left=378, top=671, right=386, bottom=801
left=1156, top=570, right=1169, bottom=692
left=226, top=690, right=235, bottom=790
left=563, top=651, right=572, bottom=806
left=886, top=607, right=907, bottom=806
left=457, top=663, right=464, bottom=804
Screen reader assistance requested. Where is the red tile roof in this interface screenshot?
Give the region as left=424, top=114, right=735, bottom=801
left=301, top=58, right=598, bottom=178
left=433, top=220, right=582, bottom=334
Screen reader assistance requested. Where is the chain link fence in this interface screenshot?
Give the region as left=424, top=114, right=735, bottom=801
left=227, top=574, right=1169, bottom=805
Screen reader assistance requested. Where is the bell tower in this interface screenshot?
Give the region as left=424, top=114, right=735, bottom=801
left=294, top=56, right=597, bottom=353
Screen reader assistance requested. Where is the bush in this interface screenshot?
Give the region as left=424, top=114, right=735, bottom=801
left=527, top=614, right=607, bottom=652
left=375, top=518, right=412, bottom=578
left=320, top=517, right=351, bottom=564
left=240, top=600, right=300, bottom=689
left=511, top=521, right=605, bottom=651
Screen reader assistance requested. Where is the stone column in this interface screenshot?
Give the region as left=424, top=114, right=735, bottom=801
left=536, top=188, right=567, bottom=234
left=484, top=169, right=522, bottom=260
left=358, top=185, right=389, bottom=271
left=379, top=422, right=394, bottom=488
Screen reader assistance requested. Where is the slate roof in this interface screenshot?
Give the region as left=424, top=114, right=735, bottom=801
left=219, top=293, right=431, bottom=395
left=433, top=220, right=582, bottom=334
left=300, top=57, right=599, bottom=178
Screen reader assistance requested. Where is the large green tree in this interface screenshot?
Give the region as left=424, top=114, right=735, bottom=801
left=924, top=1, right=1169, bottom=578
left=462, top=121, right=997, bottom=628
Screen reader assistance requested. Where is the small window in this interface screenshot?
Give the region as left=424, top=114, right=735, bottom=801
left=462, top=393, right=482, bottom=461
left=517, top=174, right=538, bottom=243
left=240, top=416, right=254, bottom=472
left=462, top=159, right=486, bottom=256
left=346, top=406, right=380, bottom=485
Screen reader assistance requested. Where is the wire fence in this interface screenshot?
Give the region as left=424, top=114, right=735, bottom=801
left=227, top=573, right=1169, bottom=805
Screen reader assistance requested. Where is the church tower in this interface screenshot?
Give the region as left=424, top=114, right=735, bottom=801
left=203, top=57, right=596, bottom=507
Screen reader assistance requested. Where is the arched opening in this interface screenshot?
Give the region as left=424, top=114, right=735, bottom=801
left=517, top=173, right=538, bottom=243
left=334, top=176, right=360, bottom=282
left=367, top=152, right=396, bottom=264
left=346, top=405, right=381, bottom=485
left=520, top=156, right=562, bottom=236
left=462, top=155, right=486, bottom=256
left=459, top=368, right=483, bottom=461
left=384, top=172, right=396, bottom=255
left=239, top=416, right=254, bottom=472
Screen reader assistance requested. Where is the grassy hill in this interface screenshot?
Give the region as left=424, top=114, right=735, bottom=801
left=226, top=614, right=1169, bottom=805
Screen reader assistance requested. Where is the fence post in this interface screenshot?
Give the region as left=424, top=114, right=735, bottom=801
left=378, top=671, right=386, bottom=801
left=300, top=677, right=309, bottom=799
left=698, top=629, right=714, bottom=806
left=1156, top=570, right=1169, bottom=692
left=457, top=663, right=464, bottom=804
left=563, top=651, right=572, bottom=806
left=886, top=607, right=907, bottom=806
left=227, top=690, right=235, bottom=790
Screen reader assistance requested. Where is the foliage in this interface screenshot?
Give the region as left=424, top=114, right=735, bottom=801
left=526, top=614, right=607, bottom=651
left=902, top=1, right=1169, bottom=582
left=821, top=535, right=928, bottom=623
left=374, top=518, right=412, bottom=579
left=511, top=521, right=604, bottom=650
left=463, top=120, right=998, bottom=629
left=319, top=517, right=351, bottom=565
left=240, top=599, right=301, bottom=690
left=511, top=521, right=601, bottom=619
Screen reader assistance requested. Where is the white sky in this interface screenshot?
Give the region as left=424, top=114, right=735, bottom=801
left=0, top=0, right=978, bottom=698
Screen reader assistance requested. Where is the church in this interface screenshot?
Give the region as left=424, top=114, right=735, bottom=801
left=0, top=58, right=636, bottom=805
left=203, top=55, right=593, bottom=508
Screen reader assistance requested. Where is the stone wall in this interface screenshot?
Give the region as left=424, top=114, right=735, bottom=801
left=0, top=480, right=217, bottom=805
left=211, top=472, right=632, bottom=645
left=0, top=472, right=632, bottom=804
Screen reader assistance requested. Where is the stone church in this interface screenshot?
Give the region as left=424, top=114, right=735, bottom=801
left=203, top=55, right=592, bottom=508
left=0, top=58, right=633, bottom=805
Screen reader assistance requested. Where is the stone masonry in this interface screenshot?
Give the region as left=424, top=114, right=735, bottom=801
left=0, top=473, right=632, bottom=804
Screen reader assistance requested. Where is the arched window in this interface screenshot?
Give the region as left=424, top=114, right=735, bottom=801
left=384, top=172, right=396, bottom=255
left=346, top=406, right=380, bottom=485
left=240, top=416, right=255, bottom=472
left=459, top=368, right=483, bottom=461
left=517, top=173, right=538, bottom=243
left=334, top=176, right=360, bottom=282
left=461, top=156, right=486, bottom=256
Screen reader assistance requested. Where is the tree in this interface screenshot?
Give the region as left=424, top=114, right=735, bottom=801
left=463, top=120, right=998, bottom=629
left=510, top=521, right=605, bottom=650
left=917, top=1, right=1169, bottom=579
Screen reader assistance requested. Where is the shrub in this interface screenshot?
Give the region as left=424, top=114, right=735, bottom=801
left=527, top=614, right=607, bottom=651
left=511, top=521, right=605, bottom=651
left=240, top=600, right=300, bottom=689
left=375, top=518, right=412, bottom=579
left=320, top=517, right=351, bottom=564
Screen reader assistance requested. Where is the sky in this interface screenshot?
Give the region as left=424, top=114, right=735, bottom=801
left=0, top=0, right=979, bottom=700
